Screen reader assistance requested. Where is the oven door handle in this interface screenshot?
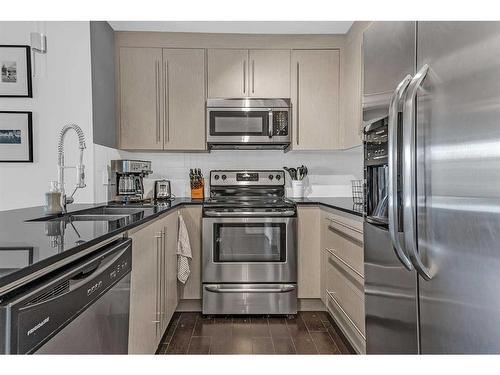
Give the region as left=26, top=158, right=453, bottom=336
left=204, top=285, right=296, bottom=293
left=204, top=210, right=296, bottom=217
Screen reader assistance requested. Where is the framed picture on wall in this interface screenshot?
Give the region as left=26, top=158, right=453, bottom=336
left=0, top=45, right=32, bottom=98
left=0, top=111, right=33, bottom=162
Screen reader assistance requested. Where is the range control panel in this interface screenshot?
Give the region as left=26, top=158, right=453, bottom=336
left=210, top=170, right=285, bottom=186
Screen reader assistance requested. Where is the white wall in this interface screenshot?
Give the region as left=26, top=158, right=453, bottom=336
left=0, top=21, right=95, bottom=211
left=0, top=21, right=363, bottom=209
left=94, top=146, right=363, bottom=201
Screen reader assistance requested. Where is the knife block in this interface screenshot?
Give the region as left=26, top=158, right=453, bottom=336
left=190, top=178, right=205, bottom=199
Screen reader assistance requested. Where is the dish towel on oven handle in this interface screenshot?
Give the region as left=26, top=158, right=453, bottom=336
left=177, top=214, right=192, bottom=284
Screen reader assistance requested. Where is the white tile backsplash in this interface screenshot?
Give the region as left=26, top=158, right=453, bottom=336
left=93, top=144, right=363, bottom=200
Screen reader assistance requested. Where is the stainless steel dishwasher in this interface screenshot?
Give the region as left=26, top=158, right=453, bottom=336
left=0, top=238, right=132, bottom=354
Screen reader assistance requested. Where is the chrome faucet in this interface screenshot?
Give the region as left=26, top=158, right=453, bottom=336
left=57, top=124, right=86, bottom=212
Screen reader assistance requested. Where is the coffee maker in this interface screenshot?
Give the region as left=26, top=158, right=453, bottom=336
left=109, top=160, right=152, bottom=203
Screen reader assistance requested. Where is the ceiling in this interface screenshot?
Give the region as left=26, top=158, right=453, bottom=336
left=107, top=21, right=354, bottom=34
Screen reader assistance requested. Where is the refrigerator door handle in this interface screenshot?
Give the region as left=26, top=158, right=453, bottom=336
left=402, top=63, right=432, bottom=281
left=388, top=74, right=414, bottom=271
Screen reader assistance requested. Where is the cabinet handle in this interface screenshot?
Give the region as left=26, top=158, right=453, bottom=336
left=326, top=248, right=364, bottom=279
left=296, top=61, right=300, bottom=146
left=252, top=60, right=255, bottom=94
left=326, top=216, right=363, bottom=235
left=164, top=60, right=169, bottom=143
left=327, top=224, right=363, bottom=246
left=155, top=61, right=160, bottom=143
left=243, top=60, right=246, bottom=94
left=326, top=290, right=365, bottom=340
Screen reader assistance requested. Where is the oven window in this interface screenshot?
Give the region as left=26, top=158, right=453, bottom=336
left=213, top=223, right=286, bottom=262
left=210, top=111, right=269, bottom=136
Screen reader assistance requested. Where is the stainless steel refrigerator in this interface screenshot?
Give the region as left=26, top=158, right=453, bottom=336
left=363, top=21, right=500, bottom=354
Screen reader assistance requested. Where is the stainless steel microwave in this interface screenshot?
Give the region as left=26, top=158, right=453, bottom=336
left=206, top=98, right=291, bottom=150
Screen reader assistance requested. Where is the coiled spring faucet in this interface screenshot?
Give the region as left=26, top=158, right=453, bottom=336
left=57, top=124, right=86, bottom=212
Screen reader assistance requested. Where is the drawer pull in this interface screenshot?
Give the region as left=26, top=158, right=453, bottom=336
left=326, top=248, right=364, bottom=279
left=326, top=290, right=365, bottom=340
left=326, top=217, right=363, bottom=235
left=327, top=224, right=363, bottom=245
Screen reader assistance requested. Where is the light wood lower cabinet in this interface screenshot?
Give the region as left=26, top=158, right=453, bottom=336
left=128, top=210, right=180, bottom=354
left=178, top=206, right=202, bottom=300
left=128, top=219, right=164, bottom=354
left=297, top=206, right=321, bottom=298
left=320, top=207, right=366, bottom=354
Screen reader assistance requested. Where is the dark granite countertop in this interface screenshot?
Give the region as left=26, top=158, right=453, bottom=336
left=0, top=198, right=203, bottom=295
left=0, top=196, right=362, bottom=296
left=290, top=197, right=363, bottom=217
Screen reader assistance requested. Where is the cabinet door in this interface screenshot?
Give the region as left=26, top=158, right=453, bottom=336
left=297, top=206, right=321, bottom=298
left=248, top=49, right=290, bottom=98
left=119, top=47, right=163, bottom=150
left=291, top=50, right=340, bottom=150
left=165, top=211, right=179, bottom=324
left=178, top=206, right=202, bottom=300
left=208, top=49, right=248, bottom=98
left=128, top=220, right=162, bottom=354
left=163, top=49, right=206, bottom=150
left=340, top=28, right=364, bottom=149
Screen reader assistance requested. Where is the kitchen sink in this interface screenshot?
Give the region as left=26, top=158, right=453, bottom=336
left=28, top=206, right=148, bottom=222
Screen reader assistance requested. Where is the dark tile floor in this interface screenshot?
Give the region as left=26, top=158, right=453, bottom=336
left=157, top=311, right=355, bottom=355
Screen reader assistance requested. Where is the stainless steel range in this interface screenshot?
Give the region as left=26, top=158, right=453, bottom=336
left=202, top=170, right=297, bottom=315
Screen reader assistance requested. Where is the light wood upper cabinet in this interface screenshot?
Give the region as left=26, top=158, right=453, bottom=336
left=208, top=49, right=290, bottom=98
left=248, top=49, right=290, bottom=98
left=163, top=49, right=206, bottom=150
left=291, top=49, right=340, bottom=150
left=207, top=49, right=248, bottom=98
left=119, top=47, right=163, bottom=150
left=119, top=47, right=206, bottom=151
left=339, top=23, right=368, bottom=149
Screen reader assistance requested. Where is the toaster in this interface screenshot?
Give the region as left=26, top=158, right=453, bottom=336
left=154, top=180, right=172, bottom=200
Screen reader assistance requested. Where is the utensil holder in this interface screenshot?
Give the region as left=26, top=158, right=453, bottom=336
left=291, top=180, right=305, bottom=198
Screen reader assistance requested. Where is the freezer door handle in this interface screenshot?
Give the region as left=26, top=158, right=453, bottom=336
left=402, top=63, right=432, bottom=281
left=388, top=74, right=414, bottom=271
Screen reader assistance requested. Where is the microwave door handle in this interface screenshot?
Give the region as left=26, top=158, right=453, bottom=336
left=402, top=64, right=432, bottom=281
left=268, top=111, right=273, bottom=138
left=388, top=74, right=413, bottom=271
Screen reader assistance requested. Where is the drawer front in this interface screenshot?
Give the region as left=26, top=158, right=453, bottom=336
left=324, top=249, right=365, bottom=335
left=202, top=283, right=297, bottom=315
left=326, top=293, right=366, bottom=354
left=323, top=216, right=364, bottom=276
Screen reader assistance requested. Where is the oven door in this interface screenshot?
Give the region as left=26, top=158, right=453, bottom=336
left=202, top=216, right=297, bottom=283
left=206, top=108, right=291, bottom=145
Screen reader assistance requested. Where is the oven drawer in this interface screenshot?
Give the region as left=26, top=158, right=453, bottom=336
left=202, top=283, right=297, bottom=315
